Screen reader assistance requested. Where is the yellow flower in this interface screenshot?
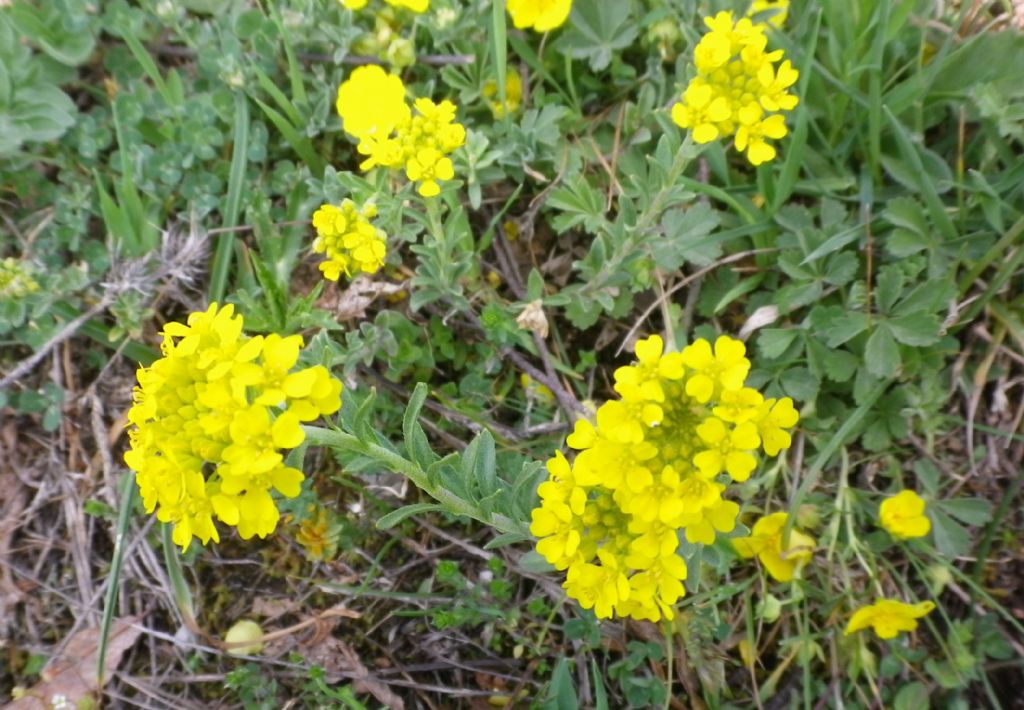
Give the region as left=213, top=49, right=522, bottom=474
left=672, top=10, right=798, bottom=165
left=879, top=490, right=931, bottom=539
left=747, top=0, right=789, bottom=28
left=336, top=65, right=410, bottom=140
left=735, top=105, right=788, bottom=165
left=482, top=70, right=523, bottom=118
left=531, top=334, right=799, bottom=620
left=124, top=303, right=343, bottom=550
left=845, top=599, right=935, bottom=639
left=311, top=199, right=387, bottom=280
left=339, top=0, right=368, bottom=8
left=506, top=0, right=572, bottom=32
left=732, top=512, right=814, bottom=582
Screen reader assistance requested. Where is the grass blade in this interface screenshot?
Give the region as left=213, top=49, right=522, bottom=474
left=96, top=472, right=136, bottom=685
left=209, top=92, right=249, bottom=303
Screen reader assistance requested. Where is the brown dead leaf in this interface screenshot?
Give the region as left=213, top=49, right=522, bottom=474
left=250, top=597, right=300, bottom=620
left=331, top=275, right=406, bottom=321
left=5, top=617, right=142, bottom=709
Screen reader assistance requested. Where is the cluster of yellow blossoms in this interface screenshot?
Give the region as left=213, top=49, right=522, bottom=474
left=672, top=11, right=798, bottom=165
left=530, top=334, right=799, bottom=621
left=506, top=0, right=572, bottom=32
left=311, top=199, right=387, bottom=280
left=124, top=304, right=343, bottom=550
left=0, top=257, right=39, bottom=299
left=335, top=65, right=466, bottom=197
left=340, top=0, right=428, bottom=14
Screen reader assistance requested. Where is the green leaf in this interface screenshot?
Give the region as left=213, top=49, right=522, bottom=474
left=545, top=658, right=578, bottom=710
left=483, top=532, right=532, bottom=550
left=937, top=498, right=993, bottom=526
left=875, top=265, right=905, bottom=315
left=757, top=329, right=799, bottom=359
left=376, top=503, right=445, bottom=530
left=887, top=312, right=941, bottom=346
left=930, top=508, right=972, bottom=558
left=812, top=307, right=869, bottom=348
left=462, top=429, right=497, bottom=498
left=865, top=325, right=900, bottom=379
left=555, top=1, right=638, bottom=71
left=893, top=682, right=930, bottom=710
left=656, top=204, right=721, bottom=269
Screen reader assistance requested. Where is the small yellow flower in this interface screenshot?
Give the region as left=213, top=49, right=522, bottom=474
left=879, top=490, right=931, bottom=539
left=506, top=0, right=572, bottom=32
left=747, top=0, right=789, bottom=28
left=335, top=65, right=410, bottom=140
left=482, top=70, right=523, bottom=118
left=732, top=511, right=814, bottom=582
left=845, top=599, right=935, bottom=639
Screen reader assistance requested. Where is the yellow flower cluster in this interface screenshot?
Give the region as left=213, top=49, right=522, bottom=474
left=672, top=11, right=799, bottom=165
left=845, top=599, right=935, bottom=639
left=879, top=489, right=931, bottom=539
left=340, top=0, right=428, bottom=13
left=335, top=65, right=466, bottom=197
left=506, top=0, right=572, bottom=32
left=530, top=334, right=799, bottom=621
left=311, top=199, right=387, bottom=280
left=124, top=304, right=343, bottom=550
left=0, top=257, right=39, bottom=299
left=733, top=511, right=814, bottom=582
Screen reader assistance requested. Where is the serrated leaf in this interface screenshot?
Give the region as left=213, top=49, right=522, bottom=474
left=822, top=347, right=859, bottom=383
left=937, top=498, right=992, bottom=526
left=865, top=325, right=900, bottom=379
left=656, top=204, right=721, bottom=270
left=887, top=312, right=941, bottom=346
left=780, top=367, right=820, bottom=402
left=875, top=265, right=905, bottom=315
left=376, top=503, right=444, bottom=530
left=758, top=328, right=799, bottom=359
left=930, top=508, right=972, bottom=558
left=816, top=308, right=869, bottom=348
left=555, top=1, right=638, bottom=72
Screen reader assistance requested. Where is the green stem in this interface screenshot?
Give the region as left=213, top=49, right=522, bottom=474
left=162, top=523, right=196, bottom=628
left=662, top=617, right=675, bottom=710
left=302, top=425, right=526, bottom=536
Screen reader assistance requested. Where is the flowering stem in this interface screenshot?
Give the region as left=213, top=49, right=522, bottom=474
left=302, top=425, right=527, bottom=536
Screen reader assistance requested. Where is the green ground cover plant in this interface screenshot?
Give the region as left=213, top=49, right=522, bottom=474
left=2, top=0, right=1024, bottom=708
